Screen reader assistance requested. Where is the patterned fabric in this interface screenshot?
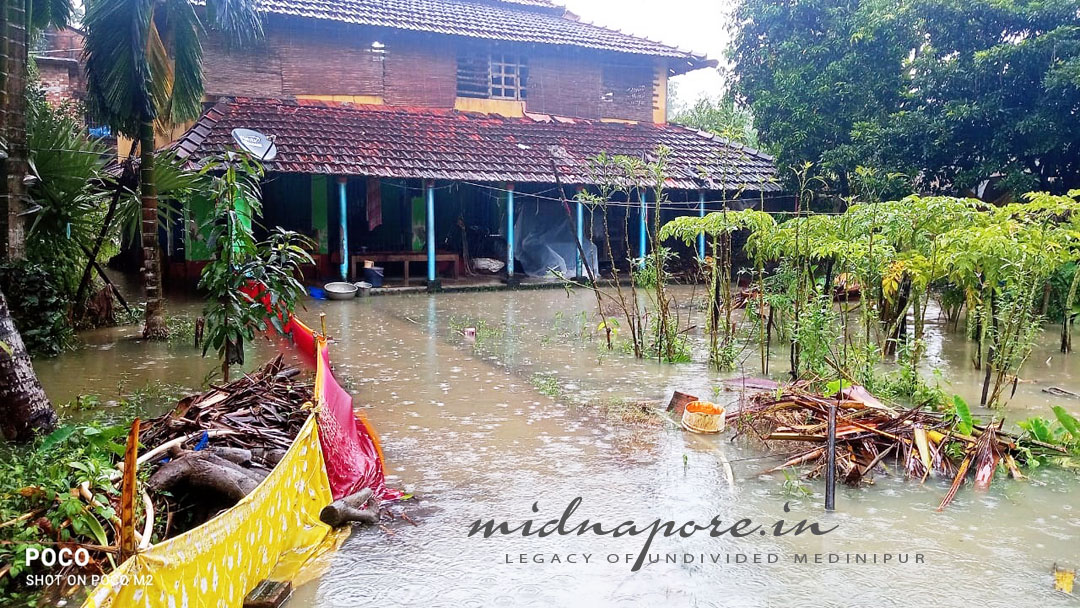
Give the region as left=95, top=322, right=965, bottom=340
left=84, top=417, right=333, bottom=608
left=84, top=312, right=394, bottom=607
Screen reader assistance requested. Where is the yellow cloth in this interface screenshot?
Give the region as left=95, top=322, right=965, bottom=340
left=84, top=415, right=332, bottom=608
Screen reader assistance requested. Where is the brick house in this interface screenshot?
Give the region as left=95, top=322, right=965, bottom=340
left=165, top=0, right=779, bottom=286
left=33, top=28, right=87, bottom=109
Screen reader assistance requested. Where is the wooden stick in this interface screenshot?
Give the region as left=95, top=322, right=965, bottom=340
left=109, top=430, right=237, bottom=482
left=0, top=507, right=46, bottom=529
left=824, top=398, right=838, bottom=511
left=120, top=419, right=141, bottom=562
left=79, top=244, right=131, bottom=313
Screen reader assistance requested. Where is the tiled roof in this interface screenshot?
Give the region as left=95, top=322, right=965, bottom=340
left=171, top=98, right=779, bottom=191
left=256, top=0, right=712, bottom=71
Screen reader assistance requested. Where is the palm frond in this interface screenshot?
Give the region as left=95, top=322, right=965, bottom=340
left=30, top=0, right=73, bottom=30
left=145, top=18, right=175, bottom=126
left=163, top=0, right=206, bottom=125
left=204, top=0, right=263, bottom=46
left=83, top=0, right=158, bottom=137
left=116, top=150, right=207, bottom=242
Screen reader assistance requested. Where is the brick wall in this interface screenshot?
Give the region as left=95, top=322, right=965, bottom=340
left=36, top=58, right=82, bottom=107
left=527, top=52, right=602, bottom=119
left=382, top=35, right=457, bottom=107
left=203, top=36, right=284, bottom=98
left=600, top=61, right=656, bottom=123
left=201, top=20, right=664, bottom=121
left=279, top=25, right=385, bottom=97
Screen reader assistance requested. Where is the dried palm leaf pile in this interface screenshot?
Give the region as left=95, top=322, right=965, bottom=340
left=725, top=382, right=1071, bottom=510
left=138, top=356, right=314, bottom=536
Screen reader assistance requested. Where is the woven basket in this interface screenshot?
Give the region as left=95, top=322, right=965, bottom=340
left=681, top=401, right=726, bottom=434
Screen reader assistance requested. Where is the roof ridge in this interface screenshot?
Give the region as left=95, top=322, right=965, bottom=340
left=250, top=0, right=712, bottom=69
left=673, top=124, right=776, bottom=162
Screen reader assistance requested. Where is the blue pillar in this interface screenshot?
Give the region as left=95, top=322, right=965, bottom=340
left=506, top=183, right=515, bottom=278
left=426, top=180, right=436, bottom=283
left=575, top=186, right=584, bottom=278
left=698, top=190, right=706, bottom=260
left=638, top=190, right=647, bottom=267
left=337, top=177, right=348, bottom=280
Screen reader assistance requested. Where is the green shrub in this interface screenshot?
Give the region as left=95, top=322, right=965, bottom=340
left=0, top=261, right=74, bottom=357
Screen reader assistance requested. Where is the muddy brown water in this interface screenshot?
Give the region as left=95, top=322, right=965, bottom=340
left=36, top=287, right=1080, bottom=607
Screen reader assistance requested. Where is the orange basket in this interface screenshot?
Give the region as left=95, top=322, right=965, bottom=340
left=681, top=400, right=726, bottom=434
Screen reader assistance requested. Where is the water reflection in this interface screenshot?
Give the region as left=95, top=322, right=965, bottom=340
left=35, top=286, right=1080, bottom=606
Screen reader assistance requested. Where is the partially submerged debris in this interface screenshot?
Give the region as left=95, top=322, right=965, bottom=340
left=138, top=356, right=315, bottom=536
left=319, top=487, right=378, bottom=527
left=726, top=384, right=1071, bottom=509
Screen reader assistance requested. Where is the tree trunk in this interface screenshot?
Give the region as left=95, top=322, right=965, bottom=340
left=139, top=121, right=168, bottom=339
left=0, top=287, right=56, bottom=441
left=0, top=0, right=29, bottom=259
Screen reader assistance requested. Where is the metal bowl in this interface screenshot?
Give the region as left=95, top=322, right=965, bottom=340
left=323, top=282, right=358, bottom=300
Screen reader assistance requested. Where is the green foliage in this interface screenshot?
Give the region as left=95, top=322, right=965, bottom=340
left=1018, top=408, right=1080, bottom=464
left=791, top=292, right=838, bottom=380
left=952, top=395, right=974, bottom=436
left=632, top=247, right=675, bottom=289
left=730, top=0, right=1080, bottom=194
left=0, top=422, right=128, bottom=598
left=669, top=94, right=759, bottom=148
left=645, top=319, right=692, bottom=364
left=166, top=315, right=197, bottom=346
left=25, top=86, right=116, bottom=297
left=115, top=150, right=205, bottom=246
left=0, top=261, right=75, bottom=357
left=659, top=208, right=776, bottom=248
left=448, top=315, right=505, bottom=345
left=1052, top=406, right=1080, bottom=442
left=729, top=0, right=912, bottom=191
left=659, top=184, right=1080, bottom=406
left=781, top=468, right=813, bottom=499
left=197, top=154, right=314, bottom=378
left=530, top=373, right=562, bottom=399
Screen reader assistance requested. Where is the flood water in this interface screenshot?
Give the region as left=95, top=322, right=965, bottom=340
left=37, top=286, right=1080, bottom=607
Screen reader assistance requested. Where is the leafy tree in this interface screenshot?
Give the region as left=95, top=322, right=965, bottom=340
left=729, top=0, right=912, bottom=194
left=198, top=153, right=313, bottom=381
left=83, top=0, right=262, bottom=339
left=670, top=95, right=760, bottom=148
left=859, top=0, right=1080, bottom=194
left=729, top=0, right=1080, bottom=195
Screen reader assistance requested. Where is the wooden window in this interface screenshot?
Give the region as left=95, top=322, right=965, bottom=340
left=457, top=51, right=490, bottom=98
left=490, top=54, right=528, bottom=100
left=457, top=52, right=528, bottom=100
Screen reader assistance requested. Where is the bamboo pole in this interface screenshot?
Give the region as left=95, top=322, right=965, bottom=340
left=824, top=397, right=838, bottom=511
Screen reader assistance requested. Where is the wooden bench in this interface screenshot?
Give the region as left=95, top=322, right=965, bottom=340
left=350, top=251, right=460, bottom=284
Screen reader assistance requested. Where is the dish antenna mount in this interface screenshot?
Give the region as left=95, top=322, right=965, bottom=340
left=231, top=128, right=277, bottom=161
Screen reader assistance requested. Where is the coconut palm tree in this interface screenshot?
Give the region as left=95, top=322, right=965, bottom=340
left=0, top=0, right=73, bottom=439
left=83, top=0, right=261, bottom=338
left=0, top=288, right=56, bottom=440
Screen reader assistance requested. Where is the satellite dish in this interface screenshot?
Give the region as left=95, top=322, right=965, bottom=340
left=231, top=128, right=277, bottom=161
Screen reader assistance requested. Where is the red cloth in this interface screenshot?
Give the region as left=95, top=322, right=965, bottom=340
left=366, top=176, right=383, bottom=231
left=243, top=281, right=394, bottom=501
left=315, top=343, right=393, bottom=500
left=286, top=317, right=317, bottom=367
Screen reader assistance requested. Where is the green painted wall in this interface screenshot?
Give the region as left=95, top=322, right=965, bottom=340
left=185, top=195, right=214, bottom=262
left=311, top=175, right=329, bottom=254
